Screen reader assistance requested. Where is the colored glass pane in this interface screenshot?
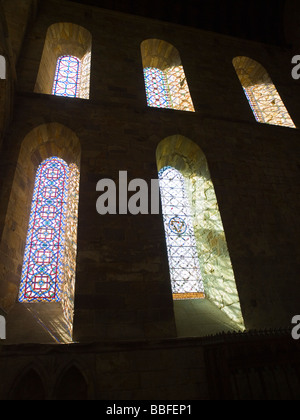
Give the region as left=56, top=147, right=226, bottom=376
left=165, top=66, right=195, bottom=112
left=158, top=166, right=205, bottom=300
left=143, top=67, right=171, bottom=109
left=19, top=155, right=80, bottom=331
left=52, top=55, right=81, bottom=98
left=233, top=57, right=295, bottom=128
left=19, top=158, right=69, bottom=302
left=243, top=83, right=295, bottom=128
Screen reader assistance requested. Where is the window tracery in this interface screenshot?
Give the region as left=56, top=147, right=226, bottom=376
left=52, top=53, right=91, bottom=99
left=53, top=56, right=81, bottom=98
left=158, top=166, right=205, bottom=300
left=19, top=157, right=80, bottom=333
left=144, top=66, right=194, bottom=112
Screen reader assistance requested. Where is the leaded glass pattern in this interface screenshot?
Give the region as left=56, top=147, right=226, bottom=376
left=143, top=66, right=194, bottom=111
left=233, top=57, right=295, bottom=128
left=158, top=166, right=205, bottom=300
left=19, top=158, right=69, bottom=302
left=144, top=67, right=171, bottom=109
left=52, top=56, right=81, bottom=98
left=165, top=66, right=195, bottom=112
left=19, top=157, right=80, bottom=328
left=243, top=82, right=295, bottom=128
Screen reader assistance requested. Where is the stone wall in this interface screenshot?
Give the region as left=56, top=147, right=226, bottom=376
left=0, top=0, right=299, bottom=345
left=0, top=331, right=299, bottom=400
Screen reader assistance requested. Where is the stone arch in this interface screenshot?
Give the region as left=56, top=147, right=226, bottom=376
left=0, top=123, right=81, bottom=344
left=156, top=135, right=245, bottom=332
left=141, top=39, right=182, bottom=71
left=9, top=367, right=46, bottom=400
left=54, top=364, right=89, bottom=400
left=34, top=22, right=92, bottom=97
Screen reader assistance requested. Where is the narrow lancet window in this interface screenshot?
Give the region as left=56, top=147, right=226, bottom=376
left=233, top=56, right=295, bottom=128
left=144, top=67, right=171, bottom=109
left=158, top=166, right=205, bottom=300
left=19, top=157, right=80, bottom=334
left=141, top=39, right=195, bottom=112
left=35, top=23, right=92, bottom=100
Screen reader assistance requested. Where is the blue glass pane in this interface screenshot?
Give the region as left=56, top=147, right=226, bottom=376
left=52, top=56, right=81, bottom=98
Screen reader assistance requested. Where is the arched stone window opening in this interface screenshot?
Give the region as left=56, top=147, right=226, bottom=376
left=34, top=23, right=92, bottom=99
left=233, top=56, right=295, bottom=128
left=0, top=123, right=81, bottom=344
left=141, top=39, right=195, bottom=112
left=156, top=135, right=245, bottom=332
left=19, top=157, right=80, bottom=337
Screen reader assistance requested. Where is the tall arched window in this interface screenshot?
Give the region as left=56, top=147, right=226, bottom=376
left=158, top=166, right=205, bottom=300
left=19, top=157, right=80, bottom=335
left=35, top=23, right=92, bottom=100
left=233, top=56, right=295, bottom=128
left=157, top=135, right=245, bottom=330
left=141, top=39, right=195, bottom=112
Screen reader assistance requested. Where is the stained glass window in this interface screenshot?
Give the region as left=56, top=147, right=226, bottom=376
left=165, top=66, right=195, bottom=112
left=242, top=83, right=295, bottom=128
left=233, top=56, right=295, bottom=128
left=158, top=166, right=205, bottom=300
left=19, top=157, right=80, bottom=325
left=52, top=55, right=81, bottom=98
left=144, top=67, right=171, bottom=109
left=143, top=66, right=194, bottom=111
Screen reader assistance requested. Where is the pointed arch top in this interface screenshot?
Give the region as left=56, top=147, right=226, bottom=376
left=9, top=367, right=46, bottom=400
left=55, top=364, right=89, bottom=400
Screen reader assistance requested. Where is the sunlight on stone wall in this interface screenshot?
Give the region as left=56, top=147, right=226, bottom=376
left=233, top=56, right=295, bottom=128
left=157, top=135, right=245, bottom=330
